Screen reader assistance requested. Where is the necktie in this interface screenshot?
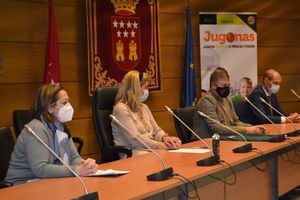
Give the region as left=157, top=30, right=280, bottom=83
left=268, top=96, right=273, bottom=116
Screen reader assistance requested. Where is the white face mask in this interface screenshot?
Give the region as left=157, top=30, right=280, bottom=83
left=269, top=84, right=280, bottom=94
left=140, top=89, right=149, bottom=102
left=56, top=103, right=74, bottom=123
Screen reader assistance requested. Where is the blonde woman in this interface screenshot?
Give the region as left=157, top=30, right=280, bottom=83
left=112, top=70, right=181, bottom=157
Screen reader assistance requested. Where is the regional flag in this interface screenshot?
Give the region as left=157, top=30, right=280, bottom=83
left=44, top=0, right=60, bottom=84
left=182, top=7, right=196, bottom=107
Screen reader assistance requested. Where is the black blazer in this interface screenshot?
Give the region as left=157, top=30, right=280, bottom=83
left=247, top=85, right=284, bottom=125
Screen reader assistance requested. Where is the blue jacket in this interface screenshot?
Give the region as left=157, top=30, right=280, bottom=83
left=247, top=85, right=283, bottom=124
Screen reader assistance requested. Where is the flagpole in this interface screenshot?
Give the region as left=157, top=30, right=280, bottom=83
left=186, top=0, right=190, bottom=9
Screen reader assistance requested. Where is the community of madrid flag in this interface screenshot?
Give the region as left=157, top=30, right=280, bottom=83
left=86, top=0, right=161, bottom=95
left=182, top=7, right=196, bottom=107
left=44, top=0, right=60, bottom=84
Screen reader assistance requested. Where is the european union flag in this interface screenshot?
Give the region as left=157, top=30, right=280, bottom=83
left=182, top=7, right=196, bottom=107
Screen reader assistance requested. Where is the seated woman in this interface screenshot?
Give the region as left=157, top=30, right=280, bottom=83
left=5, top=84, right=98, bottom=185
left=112, top=70, right=181, bottom=157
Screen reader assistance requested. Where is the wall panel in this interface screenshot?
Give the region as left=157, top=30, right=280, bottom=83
left=258, top=47, right=300, bottom=75
left=0, top=42, right=85, bottom=83
left=0, top=82, right=91, bottom=126
left=160, top=46, right=200, bottom=79
left=0, top=1, right=83, bottom=43
left=160, top=0, right=294, bottom=17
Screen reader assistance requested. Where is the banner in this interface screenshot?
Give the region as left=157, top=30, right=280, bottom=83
left=199, top=12, right=257, bottom=96
left=44, top=0, right=60, bottom=84
left=86, top=0, right=161, bottom=95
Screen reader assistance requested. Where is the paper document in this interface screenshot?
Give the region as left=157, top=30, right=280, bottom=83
left=169, top=148, right=211, bottom=154
left=87, top=169, right=130, bottom=177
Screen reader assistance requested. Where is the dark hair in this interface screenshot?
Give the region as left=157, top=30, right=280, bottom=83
left=209, top=67, right=230, bottom=87
left=33, top=84, right=64, bottom=122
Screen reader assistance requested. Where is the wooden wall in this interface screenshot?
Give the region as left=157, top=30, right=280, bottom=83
left=0, top=0, right=300, bottom=162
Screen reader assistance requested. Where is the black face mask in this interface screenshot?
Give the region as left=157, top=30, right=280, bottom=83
left=216, top=86, right=230, bottom=98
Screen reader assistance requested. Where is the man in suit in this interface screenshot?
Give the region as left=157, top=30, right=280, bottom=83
left=247, top=69, right=299, bottom=124
left=192, top=67, right=264, bottom=138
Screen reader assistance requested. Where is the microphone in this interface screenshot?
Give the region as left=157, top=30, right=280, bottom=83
left=244, top=97, right=286, bottom=142
left=109, top=115, right=174, bottom=181
left=197, top=111, right=253, bottom=153
left=165, top=106, right=219, bottom=166
left=259, top=97, right=300, bottom=137
left=25, top=125, right=99, bottom=200
left=291, top=89, right=300, bottom=100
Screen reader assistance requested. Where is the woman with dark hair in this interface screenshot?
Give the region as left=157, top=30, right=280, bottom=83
left=5, top=84, right=98, bottom=185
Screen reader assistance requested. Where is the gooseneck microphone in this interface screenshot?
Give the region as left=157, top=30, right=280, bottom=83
left=245, top=97, right=286, bottom=142
left=110, top=115, right=173, bottom=181
left=24, top=125, right=99, bottom=200
left=165, top=106, right=219, bottom=166
left=291, top=89, right=300, bottom=100
left=260, top=97, right=300, bottom=137
left=197, top=111, right=253, bottom=153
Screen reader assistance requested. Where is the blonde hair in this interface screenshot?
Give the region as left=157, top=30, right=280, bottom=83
left=115, top=70, right=149, bottom=112
left=140, top=72, right=150, bottom=87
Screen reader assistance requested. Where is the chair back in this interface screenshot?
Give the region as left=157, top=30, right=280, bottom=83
left=173, top=106, right=195, bottom=144
left=13, top=110, right=34, bottom=138
left=232, top=99, right=253, bottom=124
left=92, top=86, right=119, bottom=163
left=0, top=127, right=14, bottom=181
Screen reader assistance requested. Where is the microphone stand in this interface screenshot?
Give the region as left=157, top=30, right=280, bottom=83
left=25, top=125, right=99, bottom=200
left=245, top=97, right=286, bottom=142
left=291, top=89, right=300, bottom=100
left=165, top=106, right=219, bottom=166
left=260, top=97, right=300, bottom=137
left=110, top=115, right=174, bottom=181
left=198, top=111, right=253, bottom=153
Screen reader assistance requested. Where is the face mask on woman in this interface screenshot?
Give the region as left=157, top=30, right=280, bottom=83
left=140, top=89, right=149, bottom=102
left=55, top=103, right=74, bottom=123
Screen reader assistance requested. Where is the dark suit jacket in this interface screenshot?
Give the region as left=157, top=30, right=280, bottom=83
left=247, top=85, right=283, bottom=124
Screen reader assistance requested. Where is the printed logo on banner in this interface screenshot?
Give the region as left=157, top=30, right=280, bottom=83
left=111, top=16, right=141, bottom=71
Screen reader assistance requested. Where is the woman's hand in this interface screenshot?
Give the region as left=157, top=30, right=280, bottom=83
left=76, top=158, right=98, bottom=176
left=162, top=136, right=181, bottom=150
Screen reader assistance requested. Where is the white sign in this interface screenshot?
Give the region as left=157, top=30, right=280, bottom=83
left=200, top=12, right=257, bottom=96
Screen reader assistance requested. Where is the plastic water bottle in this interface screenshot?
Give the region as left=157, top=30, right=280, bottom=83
left=212, top=133, right=220, bottom=159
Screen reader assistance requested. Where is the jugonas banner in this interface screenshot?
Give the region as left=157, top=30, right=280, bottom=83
left=86, top=0, right=161, bottom=95
left=199, top=12, right=258, bottom=97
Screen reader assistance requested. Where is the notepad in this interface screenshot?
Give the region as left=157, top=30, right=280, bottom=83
left=169, top=148, right=211, bottom=154
left=87, top=169, right=130, bottom=177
